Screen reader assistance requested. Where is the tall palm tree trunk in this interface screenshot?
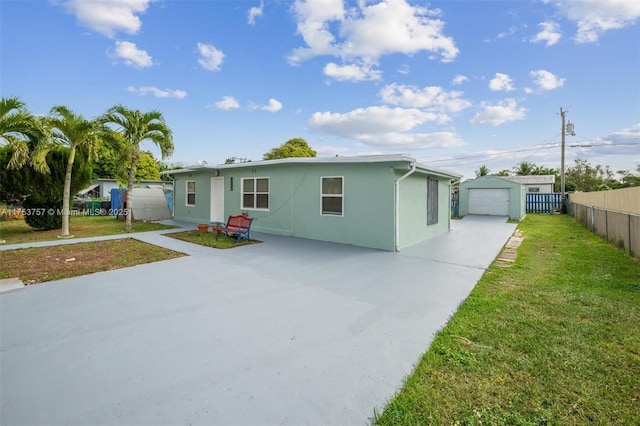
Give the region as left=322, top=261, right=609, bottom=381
left=60, top=146, right=75, bottom=238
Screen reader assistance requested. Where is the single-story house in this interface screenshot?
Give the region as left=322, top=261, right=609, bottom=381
left=165, top=155, right=461, bottom=251
left=458, top=176, right=526, bottom=221
left=77, top=178, right=173, bottom=200
left=501, top=175, right=555, bottom=193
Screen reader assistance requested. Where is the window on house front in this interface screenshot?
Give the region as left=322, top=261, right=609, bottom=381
left=427, top=177, right=438, bottom=225
left=321, top=177, right=343, bottom=216
left=242, top=177, right=269, bottom=210
left=528, top=187, right=540, bottom=193
left=186, top=181, right=196, bottom=206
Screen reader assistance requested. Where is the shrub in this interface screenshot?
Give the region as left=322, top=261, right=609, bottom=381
left=22, top=197, right=62, bottom=230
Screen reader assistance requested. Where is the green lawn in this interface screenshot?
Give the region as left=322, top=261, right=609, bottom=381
left=166, top=230, right=260, bottom=249
left=376, top=214, right=640, bottom=425
left=0, top=215, right=175, bottom=244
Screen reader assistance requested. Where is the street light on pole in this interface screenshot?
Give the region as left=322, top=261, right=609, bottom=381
left=560, top=107, right=575, bottom=213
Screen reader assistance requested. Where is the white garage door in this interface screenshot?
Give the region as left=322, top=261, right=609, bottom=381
left=468, top=188, right=509, bottom=216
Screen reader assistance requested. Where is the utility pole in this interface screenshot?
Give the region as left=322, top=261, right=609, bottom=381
left=559, top=107, right=575, bottom=213
left=560, top=107, right=566, bottom=212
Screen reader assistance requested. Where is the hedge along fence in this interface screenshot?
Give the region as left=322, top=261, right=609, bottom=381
left=569, top=203, right=640, bottom=259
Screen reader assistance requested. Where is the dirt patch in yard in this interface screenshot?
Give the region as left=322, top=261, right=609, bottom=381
left=0, top=238, right=185, bottom=285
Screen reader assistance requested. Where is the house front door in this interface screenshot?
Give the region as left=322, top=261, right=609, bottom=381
left=210, top=177, right=224, bottom=223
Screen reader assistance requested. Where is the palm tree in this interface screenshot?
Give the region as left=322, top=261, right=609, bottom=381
left=32, top=106, right=99, bottom=238
left=475, top=165, right=490, bottom=177
left=100, top=105, right=173, bottom=231
left=0, top=97, right=41, bottom=169
left=513, top=161, right=539, bottom=176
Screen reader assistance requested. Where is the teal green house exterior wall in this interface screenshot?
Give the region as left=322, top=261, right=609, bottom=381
left=458, top=176, right=526, bottom=221
left=168, top=155, right=460, bottom=251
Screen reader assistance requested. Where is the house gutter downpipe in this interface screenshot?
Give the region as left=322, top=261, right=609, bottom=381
left=394, top=162, right=417, bottom=251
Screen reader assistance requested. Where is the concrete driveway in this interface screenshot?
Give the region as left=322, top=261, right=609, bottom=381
left=1, top=216, right=516, bottom=425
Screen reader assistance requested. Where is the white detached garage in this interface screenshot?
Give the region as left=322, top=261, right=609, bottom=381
left=459, top=176, right=526, bottom=220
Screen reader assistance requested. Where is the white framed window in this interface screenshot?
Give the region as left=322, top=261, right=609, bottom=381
left=186, top=181, right=196, bottom=206
left=242, top=177, right=269, bottom=210
left=528, top=187, right=540, bottom=193
left=321, top=176, right=343, bottom=216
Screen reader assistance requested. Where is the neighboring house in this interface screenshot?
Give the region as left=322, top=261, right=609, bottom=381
left=458, top=176, right=526, bottom=221
left=165, top=155, right=461, bottom=251
left=501, top=175, right=555, bottom=193
left=77, top=178, right=173, bottom=199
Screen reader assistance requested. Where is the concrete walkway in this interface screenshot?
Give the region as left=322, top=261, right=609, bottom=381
left=0, top=216, right=516, bottom=425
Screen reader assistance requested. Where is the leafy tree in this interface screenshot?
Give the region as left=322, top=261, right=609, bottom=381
left=92, top=139, right=119, bottom=179
left=565, top=158, right=614, bottom=192
left=0, top=145, right=92, bottom=228
left=32, top=105, right=98, bottom=237
left=495, top=169, right=511, bottom=176
left=617, top=166, right=640, bottom=188
left=263, top=138, right=316, bottom=160
left=0, top=97, right=44, bottom=169
left=475, top=165, right=490, bottom=177
left=94, top=140, right=162, bottom=182
left=100, top=105, right=174, bottom=231
left=134, top=151, right=161, bottom=181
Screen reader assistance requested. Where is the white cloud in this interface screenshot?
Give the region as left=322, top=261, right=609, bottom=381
left=248, top=1, right=264, bottom=25
left=197, top=42, right=225, bottom=71
left=484, top=25, right=525, bottom=43
left=489, top=73, right=515, bottom=92
left=550, top=0, right=640, bottom=43
left=259, top=98, right=283, bottom=112
left=570, top=124, right=640, bottom=166
left=607, top=123, right=640, bottom=142
left=289, top=0, right=344, bottom=62
left=323, top=62, right=382, bottom=81
left=379, top=84, right=472, bottom=119
left=310, top=106, right=437, bottom=136
left=108, top=41, right=153, bottom=68
left=531, top=21, right=562, bottom=46
left=214, top=96, right=240, bottom=110
left=289, top=0, right=458, bottom=80
left=127, top=86, right=187, bottom=98
left=356, top=131, right=466, bottom=149
left=452, top=74, right=468, bottom=85
left=530, top=69, right=565, bottom=90
left=397, top=64, right=410, bottom=75
left=471, top=98, right=527, bottom=126
left=308, top=105, right=466, bottom=149
left=57, top=0, right=156, bottom=38
left=339, top=0, right=459, bottom=61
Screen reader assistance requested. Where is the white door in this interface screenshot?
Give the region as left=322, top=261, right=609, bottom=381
left=468, top=188, right=509, bottom=215
left=210, top=177, right=225, bottom=223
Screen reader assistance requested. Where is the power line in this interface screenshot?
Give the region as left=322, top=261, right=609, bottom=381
left=424, top=137, right=638, bottom=167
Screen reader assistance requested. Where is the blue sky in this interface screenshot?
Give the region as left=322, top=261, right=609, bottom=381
left=2, top=0, right=639, bottom=180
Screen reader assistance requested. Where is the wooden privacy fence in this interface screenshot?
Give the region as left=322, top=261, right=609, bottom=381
left=569, top=203, right=640, bottom=259
left=526, top=193, right=563, bottom=213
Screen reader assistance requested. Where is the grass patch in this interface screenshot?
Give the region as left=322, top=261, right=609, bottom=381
left=0, top=238, right=185, bottom=284
left=376, top=214, right=640, bottom=425
left=166, top=230, right=260, bottom=249
left=0, top=215, right=175, bottom=244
